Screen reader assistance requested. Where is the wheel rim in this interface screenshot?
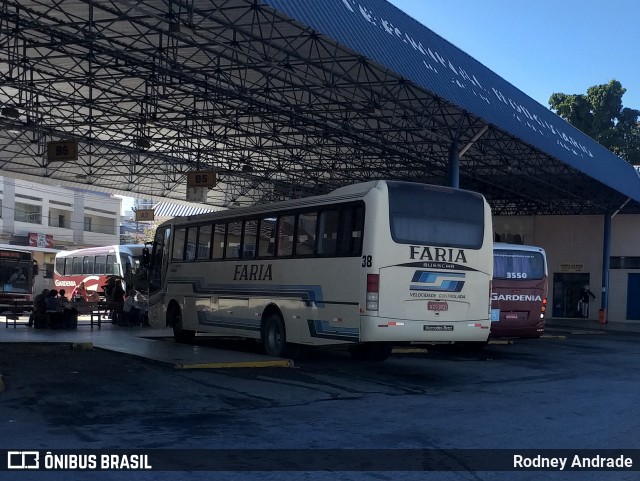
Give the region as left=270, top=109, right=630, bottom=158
left=271, top=325, right=281, bottom=349
left=267, top=319, right=283, bottom=353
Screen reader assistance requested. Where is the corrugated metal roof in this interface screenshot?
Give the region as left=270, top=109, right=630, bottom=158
left=153, top=202, right=217, bottom=219
left=262, top=0, right=640, bottom=203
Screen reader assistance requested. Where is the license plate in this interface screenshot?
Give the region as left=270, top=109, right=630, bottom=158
left=428, top=301, right=448, bottom=311
left=423, top=325, right=454, bottom=331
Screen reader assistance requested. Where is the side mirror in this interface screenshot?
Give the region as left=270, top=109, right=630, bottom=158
left=142, top=246, right=150, bottom=267
left=32, top=260, right=39, bottom=276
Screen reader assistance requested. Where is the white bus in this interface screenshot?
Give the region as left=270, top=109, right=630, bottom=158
left=54, top=244, right=147, bottom=297
left=147, top=180, right=493, bottom=360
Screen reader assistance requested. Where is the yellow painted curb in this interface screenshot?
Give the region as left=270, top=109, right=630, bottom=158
left=175, top=359, right=294, bottom=369
left=71, top=342, right=94, bottom=351
left=392, top=348, right=428, bottom=353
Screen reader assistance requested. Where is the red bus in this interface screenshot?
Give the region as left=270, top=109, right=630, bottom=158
left=491, top=243, right=548, bottom=338
left=0, top=247, right=38, bottom=302
left=53, top=244, right=146, bottom=297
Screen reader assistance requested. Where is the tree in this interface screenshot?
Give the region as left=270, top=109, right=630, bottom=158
left=549, top=80, right=640, bottom=164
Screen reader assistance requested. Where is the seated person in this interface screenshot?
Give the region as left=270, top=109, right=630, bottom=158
left=70, top=282, right=99, bottom=302
left=123, top=289, right=142, bottom=326
left=45, top=290, right=63, bottom=329
left=58, top=289, right=78, bottom=329
left=9, top=268, right=26, bottom=283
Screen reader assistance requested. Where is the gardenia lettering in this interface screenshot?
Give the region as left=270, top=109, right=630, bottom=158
left=492, top=294, right=542, bottom=302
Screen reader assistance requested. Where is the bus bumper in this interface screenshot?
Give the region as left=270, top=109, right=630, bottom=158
left=359, top=315, right=491, bottom=343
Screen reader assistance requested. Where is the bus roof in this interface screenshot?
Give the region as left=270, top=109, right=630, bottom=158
left=161, top=180, right=486, bottom=227
left=55, top=244, right=146, bottom=258
left=493, top=243, right=546, bottom=255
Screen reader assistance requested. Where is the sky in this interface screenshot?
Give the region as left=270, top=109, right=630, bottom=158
left=386, top=0, right=640, bottom=110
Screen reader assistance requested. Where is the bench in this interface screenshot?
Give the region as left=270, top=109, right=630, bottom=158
left=71, top=301, right=110, bottom=329
left=2, top=300, right=110, bottom=329
left=1, top=301, right=33, bottom=328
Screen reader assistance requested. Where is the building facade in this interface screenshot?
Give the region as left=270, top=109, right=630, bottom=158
left=494, top=214, right=640, bottom=325
left=0, top=176, right=121, bottom=292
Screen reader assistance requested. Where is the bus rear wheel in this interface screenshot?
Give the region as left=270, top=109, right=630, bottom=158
left=262, top=313, right=291, bottom=358
left=349, top=342, right=393, bottom=362
left=171, top=308, right=195, bottom=344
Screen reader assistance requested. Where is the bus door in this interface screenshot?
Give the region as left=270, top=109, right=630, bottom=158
left=149, top=225, right=172, bottom=295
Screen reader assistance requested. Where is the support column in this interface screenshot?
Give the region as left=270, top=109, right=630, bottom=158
left=72, top=190, right=84, bottom=245
left=601, top=212, right=612, bottom=323
left=1, top=177, right=16, bottom=241
left=448, top=139, right=459, bottom=189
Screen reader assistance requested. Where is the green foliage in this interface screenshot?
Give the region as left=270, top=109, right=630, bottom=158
left=549, top=80, right=640, bottom=164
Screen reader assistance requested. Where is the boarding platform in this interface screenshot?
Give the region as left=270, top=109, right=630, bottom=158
left=0, top=316, right=293, bottom=369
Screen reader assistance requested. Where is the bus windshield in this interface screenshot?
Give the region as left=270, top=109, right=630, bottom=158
left=387, top=181, right=484, bottom=248
left=0, top=249, right=35, bottom=297
left=493, top=249, right=545, bottom=280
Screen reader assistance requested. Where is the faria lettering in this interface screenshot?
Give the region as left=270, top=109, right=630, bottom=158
left=234, top=264, right=273, bottom=281
left=410, top=246, right=467, bottom=264
left=492, top=294, right=542, bottom=302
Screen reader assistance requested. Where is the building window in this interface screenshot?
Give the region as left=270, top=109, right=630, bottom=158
left=15, top=202, right=42, bottom=224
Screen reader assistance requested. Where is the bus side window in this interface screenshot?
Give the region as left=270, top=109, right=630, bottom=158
left=95, top=255, right=107, bottom=274
left=277, top=215, right=295, bottom=257
left=296, top=211, right=317, bottom=256
left=185, top=226, right=197, bottom=261
left=317, top=209, right=338, bottom=256
left=351, top=205, right=364, bottom=255
left=258, top=217, right=277, bottom=258
left=337, top=204, right=364, bottom=256
left=83, top=256, right=94, bottom=275
left=196, top=224, right=213, bottom=261
left=242, top=219, right=258, bottom=259
left=106, top=255, right=117, bottom=275
left=72, top=256, right=82, bottom=275
left=56, top=257, right=66, bottom=275
left=226, top=221, right=242, bottom=259
left=172, top=227, right=187, bottom=261
left=212, top=223, right=226, bottom=260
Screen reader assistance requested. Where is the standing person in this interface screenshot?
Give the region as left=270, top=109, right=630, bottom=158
left=579, top=285, right=596, bottom=318
left=111, top=279, right=126, bottom=326
left=29, top=288, right=49, bottom=328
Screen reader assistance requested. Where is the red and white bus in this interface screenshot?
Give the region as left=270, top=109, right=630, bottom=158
left=0, top=247, right=38, bottom=302
left=53, top=244, right=146, bottom=297
left=491, top=243, right=548, bottom=338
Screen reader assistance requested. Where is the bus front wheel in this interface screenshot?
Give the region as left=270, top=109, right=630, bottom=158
left=262, top=313, right=290, bottom=358
left=171, top=308, right=195, bottom=344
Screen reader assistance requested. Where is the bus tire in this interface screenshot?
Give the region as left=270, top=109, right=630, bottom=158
left=170, top=307, right=195, bottom=344
left=349, top=342, right=393, bottom=362
left=262, top=313, right=290, bottom=358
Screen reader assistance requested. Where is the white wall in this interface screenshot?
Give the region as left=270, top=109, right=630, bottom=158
left=494, top=213, right=640, bottom=323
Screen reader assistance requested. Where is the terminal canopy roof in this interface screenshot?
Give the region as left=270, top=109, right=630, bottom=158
left=1, top=0, right=640, bottom=215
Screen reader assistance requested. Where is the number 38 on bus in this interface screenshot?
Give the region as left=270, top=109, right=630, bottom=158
left=146, top=180, right=494, bottom=361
